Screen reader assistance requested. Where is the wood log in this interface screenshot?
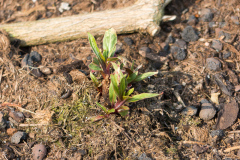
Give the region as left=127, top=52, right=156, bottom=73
left=0, top=0, right=171, bottom=46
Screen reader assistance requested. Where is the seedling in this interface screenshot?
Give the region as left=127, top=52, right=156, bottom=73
left=88, top=28, right=161, bottom=121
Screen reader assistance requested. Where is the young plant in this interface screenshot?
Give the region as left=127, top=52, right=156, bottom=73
left=88, top=28, right=118, bottom=78
left=88, top=28, right=161, bottom=121
left=91, top=63, right=161, bottom=121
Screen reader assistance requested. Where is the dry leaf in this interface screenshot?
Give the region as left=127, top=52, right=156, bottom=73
left=33, top=109, right=54, bottom=125
left=211, top=92, right=220, bottom=105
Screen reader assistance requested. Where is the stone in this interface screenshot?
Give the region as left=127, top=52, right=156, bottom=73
left=29, top=51, right=42, bottom=62
left=187, top=15, right=198, bottom=25
left=21, top=54, right=30, bottom=68
left=200, top=8, right=214, bottom=22
left=9, top=111, right=25, bottom=123
left=174, top=39, right=187, bottom=49
left=215, top=100, right=239, bottom=130
left=211, top=39, right=222, bottom=51
left=170, top=46, right=187, bottom=60
left=115, top=42, right=123, bottom=54
left=124, top=37, right=134, bottom=46
left=218, top=31, right=231, bottom=42
left=210, top=130, right=224, bottom=139
left=181, top=26, right=199, bottom=42
left=39, top=66, right=52, bottom=75
left=181, top=106, right=198, bottom=116
left=222, top=51, right=231, bottom=59
left=199, top=103, right=216, bottom=121
left=32, top=144, right=47, bottom=160
left=59, top=2, right=71, bottom=13
left=231, top=16, right=239, bottom=25
left=11, top=131, right=28, bottom=144
left=206, top=58, right=221, bottom=71
left=139, top=47, right=151, bottom=55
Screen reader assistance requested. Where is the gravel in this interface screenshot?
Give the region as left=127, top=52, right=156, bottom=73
left=11, top=131, right=28, bottom=144
left=170, top=46, right=187, bottom=60
left=124, top=37, right=134, bottom=46
left=211, top=39, right=223, bottom=51
left=181, top=26, right=199, bottom=42
left=199, top=103, right=216, bottom=121
left=187, top=15, right=198, bottom=25
left=206, top=57, right=222, bottom=71
left=200, top=8, right=214, bottom=22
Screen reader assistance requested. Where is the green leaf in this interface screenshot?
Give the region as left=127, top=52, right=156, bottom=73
left=109, top=82, right=117, bottom=104
left=103, top=50, right=108, bottom=62
left=127, top=71, right=138, bottom=84
left=110, top=74, right=120, bottom=97
left=131, top=60, right=134, bottom=71
left=88, top=33, right=102, bottom=64
left=126, top=88, right=134, bottom=96
left=119, top=77, right=126, bottom=99
left=96, top=102, right=108, bottom=113
left=90, top=115, right=105, bottom=122
left=107, top=57, right=118, bottom=62
left=134, top=72, right=158, bottom=82
left=93, top=57, right=100, bottom=65
left=90, top=72, right=99, bottom=87
left=103, top=28, right=117, bottom=58
left=126, top=93, right=160, bottom=103
left=107, top=108, right=115, bottom=114
left=89, top=62, right=102, bottom=71
left=118, top=106, right=129, bottom=117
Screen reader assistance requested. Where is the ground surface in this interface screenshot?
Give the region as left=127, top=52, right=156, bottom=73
left=0, top=0, right=240, bottom=159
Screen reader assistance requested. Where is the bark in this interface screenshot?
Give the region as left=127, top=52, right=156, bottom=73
left=0, top=0, right=171, bottom=46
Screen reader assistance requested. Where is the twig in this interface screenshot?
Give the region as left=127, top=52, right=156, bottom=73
left=172, top=89, right=186, bottom=107
left=19, top=123, right=49, bottom=127
left=224, top=146, right=240, bottom=152
left=182, top=141, right=206, bottom=145
left=1, top=102, right=35, bottom=114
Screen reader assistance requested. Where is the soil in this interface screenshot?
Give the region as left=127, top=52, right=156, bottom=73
left=0, top=0, right=240, bottom=159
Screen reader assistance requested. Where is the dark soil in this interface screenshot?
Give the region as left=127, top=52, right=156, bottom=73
left=0, top=0, right=240, bottom=159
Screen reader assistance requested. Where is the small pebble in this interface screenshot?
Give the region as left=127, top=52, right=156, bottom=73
left=0, top=111, right=6, bottom=130
left=222, top=51, right=231, bottom=59
left=231, top=16, right=239, bottom=25
left=31, top=68, right=43, bottom=77
left=206, top=58, right=222, bottom=71
left=211, top=39, right=222, bottom=51
left=218, top=31, right=231, bottom=42
left=21, top=54, right=30, bottom=68
left=174, top=39, right=187, bottom=49
left=210, top=130, right=224, bottom=138
left=199, top=103, right=216, bottom=121
left=9, top=111, right=25, bottom=123
left=218, top=22, right=226, bottom=28
left=208, top=22, right=217, bottom=28
left=59, top=2, right=71, bottom=13
left=181, top=106, right=198, bottom=116
left=32, top=144, right=47, bottom=160
left=187, top=15, right=198, bottom=25
left=181, top=26, right=199, bottom=42
left=200, top=8, right=214, bottom=22
left=29, top=51, right=42, bottom=62
left=39, top=66, right=52, bottom=75
left=139, top=47, right=151, bottom=55
left=138, top=153, right=152, bottom=160
left=165, top=34, right=175, bottom=44
left=170, top=46, right=187, bottom=60
left=124, top=37, right=134, bottom=46
left=115, top=42, right=123, bottom=54
left=11, top=131, right=28, bottom=144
